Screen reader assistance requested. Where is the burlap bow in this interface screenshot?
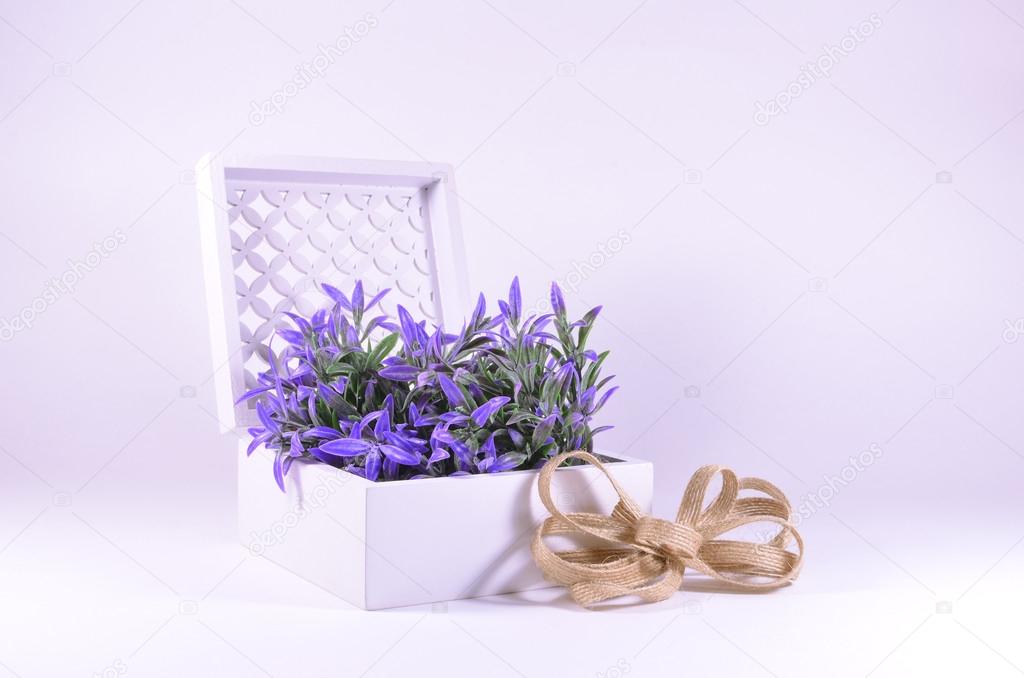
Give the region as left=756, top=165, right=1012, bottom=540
left=531, top=451, right=804, bottom=607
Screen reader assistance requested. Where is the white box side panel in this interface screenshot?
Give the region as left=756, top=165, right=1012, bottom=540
left=239, top=443, right=370, bottom=608
left=362, top=458, right=654, bottom=610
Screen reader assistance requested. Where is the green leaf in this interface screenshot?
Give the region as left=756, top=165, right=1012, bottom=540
left=367, top=332, right=399, bottom=365
left=532, top=415, right=556, bottom=448
left=507, top=411, right=539, bottom=426
left=582, top=350, right=609, bottom=389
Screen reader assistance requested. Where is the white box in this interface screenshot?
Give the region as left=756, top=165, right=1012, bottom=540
left=240, top=444, right=653, bottom=610
left=197, top=154, right=653, bottom=609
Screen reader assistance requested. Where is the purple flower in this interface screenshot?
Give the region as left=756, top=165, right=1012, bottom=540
left=255, top=402, right=279, bottom=433
left=397, top=305, right=420, bottom=348
left=289, top=432, right=305, bottom=457
left=380, top=444, right=420, bottom=465
left=532, top=413, right=557, bottom=448
left=594, top=386, right=618, bottom=413
left=437, top=373, right=465, bottom=408
left=276, top=328, right=305, bottom=346
left=235, top=385, right=272, bottom=404
left=244, top=277, right=616, bottom=488
left=488, top=452, right=527, bottom=473
left=470, top=396, right=510, bottom=427
left=550, top=282, right=566, bottom=317
left=365, top=448, right=382, bottom=481
left=469, top=293, right=486, bottom=328
left=246, top=431, right=273, bottom=457
left=352, top=280, right=364, bottom=314
left=366, top=287, right=390, bottom=311
left=508, top=277, right=522, bottom=322
left=321, top=283, right=352, bottom=310
left=319, top=438, right=372, bottom=457
left=273, top=452, right=288, bottom=491
left=301, top=426, right=342, bottom=441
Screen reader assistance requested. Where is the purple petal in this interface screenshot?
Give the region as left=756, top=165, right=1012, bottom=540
left=379, top=364, right=420, bottom=381
left=284, top=312, right=312, bottom=334
left=363, top=315, right=389, bottom=336
left=437, top=373, right=465, bottom=408
left=508, top=276, right=521, bottom=321
left=309, top=447, right=344, bottom=464
left=255, top=401, right=279, bottom=433
left=246, top=432, right=272, bottom=456
left=365, top=449, right=382, bottom=481
left=579, top=386, right=597, bottom=410
left=481, top=432, right=497, bottom=461
left=300, top=426, right=342, bottom=441
left=470, top=293, right=486, bottom=327
left=489, top=452, right=527, bottom=473
left=594, top=386, right=619, bottom=411
left=273, top=452, right=287, bottom=491
left=550, top=282, right=566, bottom=316
left=531, top=413, right=557, bottom=448
left=352, top=280, right=364, bottom=313
left=289, top=431, right=304, bottom=457
left=319, top=438, right=372, bottom=457
left=321, top=283, right=352, bottom=310
left=235, top=385, right=273, bottom=404
left=439, top=412, right=469, bottom=425
left=397, top=305, right=418, bottom=346
left=449, top=438, right=471, bottom=466
left=276, top=329, right=305, bottom=346
left=374, top=408, right=391, bottom=438
left=380, top=444, right=420, bottom=465
left=365, top=287, right=390, bottom=311
left=470, top=396, right=511, bottom=427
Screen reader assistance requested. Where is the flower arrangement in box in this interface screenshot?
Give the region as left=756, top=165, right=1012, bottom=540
left=240, top=277, right=617, bottom=488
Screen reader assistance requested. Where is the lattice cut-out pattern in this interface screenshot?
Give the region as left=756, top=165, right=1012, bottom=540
left=226, top=180, right=439, bottom=389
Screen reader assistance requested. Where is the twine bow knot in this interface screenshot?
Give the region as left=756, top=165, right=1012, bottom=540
left=531, top=451, right=804, bottom=607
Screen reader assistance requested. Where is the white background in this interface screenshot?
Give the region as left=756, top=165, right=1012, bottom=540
left=1, top=0, right=1023, bottom=676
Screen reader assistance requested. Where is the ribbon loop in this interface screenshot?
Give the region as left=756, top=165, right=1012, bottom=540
left=531, top=451, right=804, bottom=608
left=634, top=516, right=702, bottom=561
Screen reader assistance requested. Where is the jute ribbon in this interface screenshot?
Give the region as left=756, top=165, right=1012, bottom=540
left=531, top=451, right=804, bottom=607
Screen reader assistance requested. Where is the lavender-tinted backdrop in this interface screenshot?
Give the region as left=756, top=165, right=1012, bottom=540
left=1, top=1, right=1022, bottom=676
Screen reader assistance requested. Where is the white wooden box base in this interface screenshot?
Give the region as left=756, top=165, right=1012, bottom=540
left=238, top=442, right=653, bottom=610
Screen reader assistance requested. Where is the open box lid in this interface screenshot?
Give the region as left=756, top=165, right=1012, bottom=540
left=196, top=154, right=468, bottom=431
